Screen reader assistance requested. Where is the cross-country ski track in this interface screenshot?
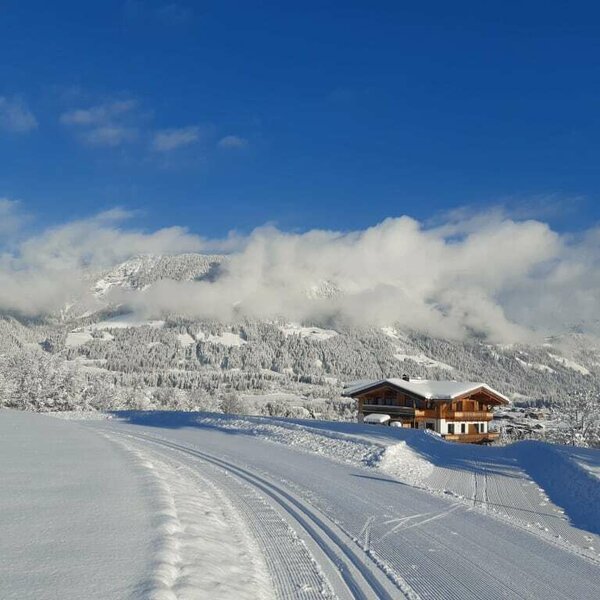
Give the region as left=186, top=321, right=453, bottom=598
left=93, top=416, right=600, bottom=600
left=2, top=410, right=599, bottom=600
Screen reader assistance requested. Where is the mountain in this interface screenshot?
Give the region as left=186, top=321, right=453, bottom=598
left=1, top=253, right=598, bottom=417
left=91, top=253, right=225, bottom=298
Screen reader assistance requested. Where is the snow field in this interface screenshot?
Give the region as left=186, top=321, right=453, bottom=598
left=279, top=323, right=338, bottom=341
left=547, top=353, right=591, bottom=375
left=0, top=410, right=153, bottom=600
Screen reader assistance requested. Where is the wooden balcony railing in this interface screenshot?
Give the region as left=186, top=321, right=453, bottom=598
left=362, top=405, right=437, bottom=418
left=414, top=409, right=438, bottom=419
left=445, top=411, right=493, bottom=421
left=361, top=406, right=495, bottom=422
left=362, top=404, right=414, bottom=415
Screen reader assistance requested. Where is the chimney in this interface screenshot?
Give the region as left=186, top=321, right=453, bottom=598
left=402, top=374, right=410, bottom=381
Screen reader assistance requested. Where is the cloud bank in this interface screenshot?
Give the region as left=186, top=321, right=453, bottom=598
left=0, top=204, right=598, bottom=342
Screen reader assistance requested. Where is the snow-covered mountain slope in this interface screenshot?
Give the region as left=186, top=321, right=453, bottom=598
left=26, top=410, right=599, bottom=600
left=91, top=253, right=225, bottom=298
left=3, top=309, right=600, bottom=416
left=1, top=251, right=599, bottom=418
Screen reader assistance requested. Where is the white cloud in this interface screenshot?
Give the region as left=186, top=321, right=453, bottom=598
left=0, top=208, right=204, bottom=316
left=115, top=215, right=599, bottom=342
left=60, top=100, right=137, bottom=126
left=217, top=135, right=247, bottom=149
left=0, top=199, right=29, bottom=237
left=151, top=126, right=200, bottom=152
left=82, top=125, right=138, bottom=147
left=0, top=97, right=38, bottom=133
left=0, top=206, right=598, bottom=343
left=60, top=100, right=139, bottom=147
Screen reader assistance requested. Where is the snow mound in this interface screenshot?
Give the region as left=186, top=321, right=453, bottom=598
left=378, top=441, right=434, bottom=485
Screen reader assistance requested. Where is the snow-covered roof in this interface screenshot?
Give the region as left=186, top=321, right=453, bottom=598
left=343, top=378, right=510, bottom=404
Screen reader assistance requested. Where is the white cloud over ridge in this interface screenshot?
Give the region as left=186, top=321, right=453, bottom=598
left=0, top=207, right=598, bottom=342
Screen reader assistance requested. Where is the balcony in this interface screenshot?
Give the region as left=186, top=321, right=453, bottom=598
left=362, top=404, right=414, bottom=415
left=414, top=409, right=438, bottom=419
left=445, top=411, right=493, bottom=421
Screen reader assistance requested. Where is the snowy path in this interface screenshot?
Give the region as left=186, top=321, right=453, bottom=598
left=114, top=430, right=402, bottom=600
left=88, top=414, right=600, bottom=600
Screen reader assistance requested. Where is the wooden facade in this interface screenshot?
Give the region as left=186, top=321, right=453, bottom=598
left=346, top=380, right=508, bottom=444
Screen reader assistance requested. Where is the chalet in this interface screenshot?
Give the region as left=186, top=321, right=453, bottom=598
left=343, top=376, right=510, bottom=444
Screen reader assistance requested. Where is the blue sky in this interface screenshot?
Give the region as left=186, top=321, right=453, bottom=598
left=1, top=1, right=599, bottom=236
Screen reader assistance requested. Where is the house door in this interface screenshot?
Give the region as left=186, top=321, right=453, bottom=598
left=468, top=423, right=478, bottom=435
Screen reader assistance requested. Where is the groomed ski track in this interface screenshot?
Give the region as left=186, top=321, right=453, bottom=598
left=112, top=429, right=406, bottom=600
left=91, top=419, right=600, bottom=600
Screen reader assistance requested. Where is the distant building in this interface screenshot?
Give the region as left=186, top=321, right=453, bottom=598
left=343, top=377, right=509, bottom=444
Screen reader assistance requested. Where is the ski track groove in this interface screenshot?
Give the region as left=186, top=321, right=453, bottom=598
left=421, top=457, right=600, bottom=558
left=118, top=435, right=332, bottom=600
left=114, top=429, right=415, bottom=600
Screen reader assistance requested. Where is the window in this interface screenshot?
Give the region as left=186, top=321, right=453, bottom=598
left=456, top=401, right=463, bottom=411
left=426, top=422, right=434, bottom=430
left=461, top=423, right=466, bottom=434
left=447, top=423, right=455, bottom=435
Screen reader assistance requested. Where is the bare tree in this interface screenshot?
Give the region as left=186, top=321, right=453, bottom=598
left=557, top=390, right=600, bottom=447
left=219, top=391, right=246, bottom=415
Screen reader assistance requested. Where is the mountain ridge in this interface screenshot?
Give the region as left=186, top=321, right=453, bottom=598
left=1, top=253, right=598, bottom=414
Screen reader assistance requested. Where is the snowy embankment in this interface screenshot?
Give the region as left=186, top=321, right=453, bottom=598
left=109, top=411, right=600, bottom=557
left=0, top=410, right=274, bottom=600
